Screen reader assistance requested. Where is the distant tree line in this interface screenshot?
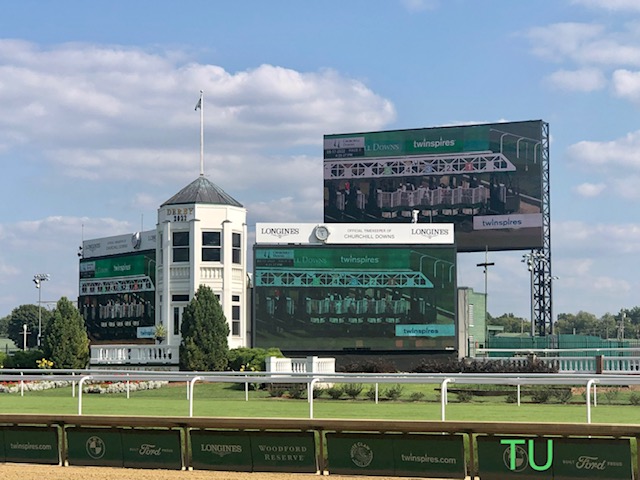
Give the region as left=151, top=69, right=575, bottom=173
left=488, top=307, right=640, bottom=339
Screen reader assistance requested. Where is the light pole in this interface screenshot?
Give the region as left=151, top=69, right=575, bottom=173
left=33, top=273, right=50, bottom=347
left=476, top=248, right=494, bottom=349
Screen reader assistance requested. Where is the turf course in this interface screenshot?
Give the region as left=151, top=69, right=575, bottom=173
left=0, top=382, right=638, bottom=424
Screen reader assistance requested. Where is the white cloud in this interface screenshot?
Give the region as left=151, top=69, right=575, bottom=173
left=0, top=41, right=396, bottom=185
left=400, top=0, right=438, bottom=12
left=612, top=69, right=640, bottom=102
left=572, top=0, right=640, bottom=12
left=566, top=130, right=640, bottom=171
left=527, top=23, right=604, bottom=62
left=544, top=68, right=606, bottom=91
left=527, top=23, right=640, bottom=67
left=573, top=182, right=606, bottom=197
left=554, top=220, right=640, bottom=255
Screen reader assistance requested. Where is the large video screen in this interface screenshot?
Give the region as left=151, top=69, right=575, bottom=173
left=324, top=120, right=545, bottom=252
left=78, top=251, right=156, bottom=342
left=253, top=245, right=456, bottom=352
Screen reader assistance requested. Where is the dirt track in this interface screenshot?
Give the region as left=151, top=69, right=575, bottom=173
left=0, top=464, right=414, bottom=480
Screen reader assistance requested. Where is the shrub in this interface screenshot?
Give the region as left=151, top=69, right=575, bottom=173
left=409, top=391, right=425, bottom=402
left=4, top=349, right=44, bottom=369
left=266, top=384, right=287, bottom=397
left=287, top=384, right=307, bottom=399
left=312, top=387, right=325, bottom=399
left=339, top=359, right=397, bottom=373
left=456, top=390, right=473, bottom=403
left=326, top=385, right=344, bottom=400
left=604, top=388, right=621, bottom=405
left=365, top=386, right=377, bottom=401
left=383, top=384, right=404, bottom=401
left=506, top=392, right=518, bottom=403
left=629, top=392, right=640, bottom=406
left=343, top=383, right=364, bottom=399
left=531, top=387, right=552, bottom=404
left=227, top=347, right=284, bottom=372
left=410, top=357, right=557, bottom=374
left=554, top=388, right=573, bottom=404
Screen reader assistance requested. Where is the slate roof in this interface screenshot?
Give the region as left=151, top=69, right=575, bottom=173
left=161, top=175, right=243, bottom=207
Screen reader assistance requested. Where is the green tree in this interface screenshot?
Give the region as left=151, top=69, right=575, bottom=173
left=7, top=304, right=53, bottom=349
left=555, top=311, right=598, bottom=335
left=179, top=285, right=229, bottom=371
left=488, top=313, right=529, bottom=334
left=42, top=297, right=89, bottom=368
left=0, top=314, right=9, bottom=336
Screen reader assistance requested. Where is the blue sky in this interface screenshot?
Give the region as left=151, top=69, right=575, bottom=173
left=2, top=0, right=640, bottom=321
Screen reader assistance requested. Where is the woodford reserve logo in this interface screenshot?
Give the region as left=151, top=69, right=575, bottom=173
left=256, top=444, right=308, bottom=461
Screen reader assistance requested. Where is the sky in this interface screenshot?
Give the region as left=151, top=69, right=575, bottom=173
left=2, top=0, right=640, bottom=321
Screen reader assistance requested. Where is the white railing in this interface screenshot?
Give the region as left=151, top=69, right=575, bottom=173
left=90, top=344, right=179, bottom=366
left=478, top=355, right=640, bottom=374
left=266, top=356, right=335, bottom=374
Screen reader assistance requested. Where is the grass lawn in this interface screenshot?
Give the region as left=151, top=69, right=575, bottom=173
left=1, top=381, right=639, bottom=425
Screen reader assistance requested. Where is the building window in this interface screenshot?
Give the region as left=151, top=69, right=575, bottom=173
left=232, top=233, right=241, bottom=264
left=173, top=307, right=181, bottom=335
left=173, top=232, right=189, bottom=263
left=232, top=305, right=241, bottom=336
left=202, top=231, right=221, bottom=262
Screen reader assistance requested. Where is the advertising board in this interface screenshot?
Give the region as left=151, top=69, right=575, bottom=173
left=253, top=244, right=456, bottom=352
left=477, top=436, right=632, bottom=480
left=326, top=433, right=465, bottom=478
left=3, top=427, right=59, bottom=465
left=78, top=250, right=156, bottom=342
left=66, top=428, right=124, bottom=467
left=324, top=120, right=546, bottom=252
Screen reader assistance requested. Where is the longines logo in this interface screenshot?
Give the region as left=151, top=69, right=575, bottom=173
left=85, top=242, right=101, bottom=253
left=260, top=227, right=300, bottom=239
left=411, top=228, right=450, bottom=239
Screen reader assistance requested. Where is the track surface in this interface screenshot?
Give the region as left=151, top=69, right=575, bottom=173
left=0, top=464, right=414, bottom=480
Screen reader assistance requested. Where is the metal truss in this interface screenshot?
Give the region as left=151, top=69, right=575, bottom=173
left=534, top=122, right=552, bottom=336
left=324, top=151, right=516, bottom=180
left=254, top=270, right=434, bottom=288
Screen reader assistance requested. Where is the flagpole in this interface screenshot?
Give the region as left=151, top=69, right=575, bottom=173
left=199, top=90, right=204, bottom=176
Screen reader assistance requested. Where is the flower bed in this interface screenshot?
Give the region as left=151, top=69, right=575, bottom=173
left=0, top=381, right=72, bottom=393
left=83, top=380, right=168, bottom=394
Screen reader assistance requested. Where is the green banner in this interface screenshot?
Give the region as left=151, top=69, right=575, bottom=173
left=327, top=433, right=465, bottom=478
left=121, top=429, right=182, bottom=470
left=477, top=436, right=554, bottom=480
left=250, top=432, right=317, bottom=473
left=66, top=427, right=123, bottom=467
left=325, top=125, right=491, bottom=158
left=4, top=427, right=59, bottom=465
left=553, top=438, right=632, bottom=480
left=393, top=434, right=466, bottom=478
left=256, top=247, right=413, bottom=270
left=190, top=430, right=252, bottom=471
left=0, top=428, right=5, bottom=462
left=326, top=433, right=396, bottom=476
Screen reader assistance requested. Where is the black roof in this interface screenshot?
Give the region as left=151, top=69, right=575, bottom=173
left=161, top=176, right=243, bottom=207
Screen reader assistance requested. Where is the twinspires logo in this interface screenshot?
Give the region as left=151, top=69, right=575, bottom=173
left=501, top=439, right=553, bottom=472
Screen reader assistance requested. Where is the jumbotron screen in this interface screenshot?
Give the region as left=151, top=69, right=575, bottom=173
left=324, top=120, right=546, bottom=252
left=253, top=245, right=456, bottom=352
left=78, top=251, right=156, bottom=342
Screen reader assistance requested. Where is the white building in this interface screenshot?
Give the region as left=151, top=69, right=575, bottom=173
left=86, top=175, right=248, bottom=368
